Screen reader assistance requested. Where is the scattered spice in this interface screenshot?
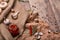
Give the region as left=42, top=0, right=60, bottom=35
left=29, top=25, right=32, bottom=36
left=8, top=24, right=19, bottom=37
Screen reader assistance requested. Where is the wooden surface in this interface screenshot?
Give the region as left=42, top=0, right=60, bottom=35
left=29, top=0, right=60, bottom=33
left=7, top=0, right=29, bottom=35
left=0, top=0, right=60, bottom=40
left=0, top=0, right=15, bottom=23
left=0, top=0, right=29, bottom=40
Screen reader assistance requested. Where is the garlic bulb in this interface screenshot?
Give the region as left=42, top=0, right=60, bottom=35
left=3, top=19, right=10, bottom=25
left=0, top=2, right=8, bottom=9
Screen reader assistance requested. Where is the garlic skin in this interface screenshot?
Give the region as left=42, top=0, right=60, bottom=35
left=37, top=36, right=41, bottom=39
left=11, top=9, right=15, bottom=13
left=34, top=32, right=38, bottom=36
left=3, top=19, right=10, bottom=25
left=0, top=2, right=8, bottom=9
left=34, top=18, right=39, bottom=23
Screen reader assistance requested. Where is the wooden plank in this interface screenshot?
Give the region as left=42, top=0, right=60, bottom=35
left=0, top=0, right=29, bottom=40
left=50, top=0, right=60, bottom=32
left=7, top=0, right=29, bottom=39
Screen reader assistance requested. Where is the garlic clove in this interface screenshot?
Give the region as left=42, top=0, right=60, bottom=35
left=34, top=32, right=38, bottom=36
left=34, top=18, right=39, bottom=23
left=11, top=11, right=19, bottom=20
left=11, top=9, right=15, bottom=13
left=48, top=30, right=51, bottom=33
left=12, top=15, right=18, bottom=19
left=15, top=11, right=19, bottom=15
left=0, top=2, right=8, bottom=9
left=3, top=19, right=10, bottom=25
left=39, top=32, right=43, bottom=36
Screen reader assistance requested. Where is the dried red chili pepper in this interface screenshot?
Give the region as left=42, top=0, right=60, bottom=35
left=8, top=24, right=19, bottom=37
left=29, top=25, right=32, bottom=36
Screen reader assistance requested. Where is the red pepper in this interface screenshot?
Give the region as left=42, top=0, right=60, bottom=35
left=8, top=24, right=19, bottom=37
left=29, top=25, right=32, bottom=35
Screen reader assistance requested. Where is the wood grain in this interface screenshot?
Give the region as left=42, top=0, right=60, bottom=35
left=29, top=0, right=60, bottom=33
left=0, top=24, right=14, bottom=40
left=0, top=0, right=15, bottom=23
